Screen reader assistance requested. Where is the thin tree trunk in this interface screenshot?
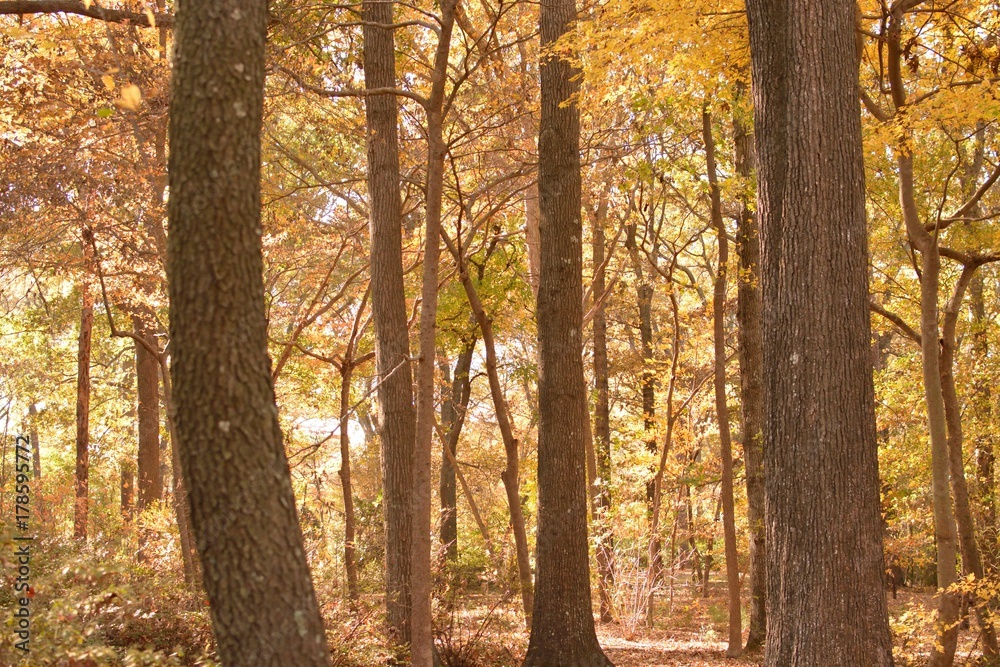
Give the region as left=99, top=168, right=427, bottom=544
left=134, top=314, right=162, bottom=510
left=410, top=4, right=459, bottom=664
left=590, top=194, right=615, bottom=624
left=438, top=423, right=499, bottom=563
left=734, top=108, right=766, bottom=653
left=74, top=239, right=93, bottom=542
left=940, top=260, right=999, bottom=657
left=970, top=273, right=997, bottom=571
left=158, top=354, right=199, bottom=585
left=165, top=0, right=330, bottom=661
left=703, top=109, right=742, bottom=657
left=745, top=0, right=894, bottom=663
left=362, top=0, right=415, bottom=647
left=522, top=0, right=612, bottom=662
left=27, top=401, right=42, bottom=521
left=443, top=236, right=535, bottom=626
left=340, top=359, right=359, bottom=601
left=440, top=342, right=474, bottom=562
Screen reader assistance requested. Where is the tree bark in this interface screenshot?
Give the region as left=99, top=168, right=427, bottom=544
left=134, top=314, right=162, bottom=510
left=28, top=401, right=40, bottom=481
left=744, top=0, right=894, bottom=664
left=940, top=260, right=999, bottom=658
left=410, top=4, right=459, bottom=664
left=590, top=189, right=615, bottom=625
left=440, top=342, right=474, bottom=562
left=703, top=109, right=742, bottom=657
left=362, top=0, right=415, bottom=647
left=74, top=239, right=93, bottom=542
left=522, top=0, right=612, bottom=663
left=734, top=109, right=766, bottom=653
left=166, top=0, right=330, bottom=662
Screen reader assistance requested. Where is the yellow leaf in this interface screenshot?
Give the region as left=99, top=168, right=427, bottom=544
left=145, top=8, right=156, bottom=28
left=117, top=84, right=142, bottom=111
left=83, top=0, right=92, bottom=8
left=101, top=75, right=115, bottom=91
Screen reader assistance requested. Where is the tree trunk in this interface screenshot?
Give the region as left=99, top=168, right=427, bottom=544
left=121, top=459, right=134, bottom=519
left=166, top=0, right=330, bottom=662
left=970, top=273, right=997, bottom=571
left=74, top=241, right=93, bottom=542
left=362, top=0, right=415, bottom=647
left=340, top=360, right=359, bottom=601
left=703, top=109, right=742, bottom=657
left=410, top=4, right=459, bottom=664
left=447, top=251, right=534, bottom=626
left=590, top=191, right=615, bottom=625
left=134, top=315, right=162, bottom=510
left=940, top=261, right=998, bottom=657
left=734, top=109, right=766, bottom=653
left=159, top=353, right=200, bottom=586
left=522, top=0, right=612, bottom=663
left=744, top=0, right=894, bottom=663
left=28, top=402, right=40, bottom=481
left=440, top=343, right=474, bottom=562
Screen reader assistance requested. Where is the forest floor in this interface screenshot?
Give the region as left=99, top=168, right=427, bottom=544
left=591, top=586, right=985, bottom=667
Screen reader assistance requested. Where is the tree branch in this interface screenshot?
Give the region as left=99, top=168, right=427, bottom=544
left=0, top=1, right=171, bottom=28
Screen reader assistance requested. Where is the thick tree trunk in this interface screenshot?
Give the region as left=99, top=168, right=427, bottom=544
left=74, top=246, right=93, bottom=542
left=703, top=109, right=742, bottom=657
left=166, top=0, right=330, bottom=663
left=134, top=315, right=162, bottom=510
left=440, top=343, right=474, bottom=562
left=734, top=111, right=766, bottom=653
left=590, top=193, right=615, bottom=625
left=362, top=0, right=415, bottom=647
left=522, top=0, right=612, bottom=663
left=744, top=0, right=894, bottom=664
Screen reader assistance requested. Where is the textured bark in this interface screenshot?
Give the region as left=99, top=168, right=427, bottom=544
left=744, top=0, right=894, bottom=664
left=440, top=343, right=474, bottom=561
left=522, top=0, right=612, bottom=663
left=410, top=4, right=458, bottom=664
left=134, top=315, right=162, bottom=510
left=940, top=261, right=998, bottom=657
left=166, top=0, right=330, bottom=663
left=734, top=111, right=766, bottom=653
left=703, top=109, right=742, bottom=657
left=590, top=191, right=615, bottom=624
left=74, top=245, right=93, bottom=542
left=362, top=0, right=415, bottom=646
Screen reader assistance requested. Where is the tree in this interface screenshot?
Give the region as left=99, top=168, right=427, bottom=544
left=702, top=108, right=741, bottom=657
left=744, top=0, right=894, bottom=664
left=522, top=0, right=613, bottom=663
left=133, top=313, right=161, bottom=510
left=74, top=235, right=93, bottom=541
left=361, top=0, right=416, bottom=648
left=165, top=0, right=330, bottom=663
